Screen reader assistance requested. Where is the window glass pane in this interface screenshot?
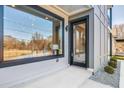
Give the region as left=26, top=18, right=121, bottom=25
left=3, top=6, right=63, bottom=61
left=107, top=9, right=110, bottom=18
left=73, top=22, right=86, bottom=63
left=74, top=23, right=85, bottom=54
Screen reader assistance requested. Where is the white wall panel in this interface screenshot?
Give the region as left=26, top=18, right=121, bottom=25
left=93, top=5, right=110, bottom=72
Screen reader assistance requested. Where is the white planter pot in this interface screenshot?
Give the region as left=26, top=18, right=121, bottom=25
left=119, top=60, right=124, bottom=88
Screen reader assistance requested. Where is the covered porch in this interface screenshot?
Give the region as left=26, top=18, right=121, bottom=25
left=11, top=66, right=112, bottom=88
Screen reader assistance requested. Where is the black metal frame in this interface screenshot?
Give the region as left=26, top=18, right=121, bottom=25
left=110, top=8, right=112, bottom=56
left=69, top=15, right=89, bottom=68
left=0, top=6, right=3, bottom=63
left=0, top=5, right=65, bottom=68
left=116, top=39, right=124, bottom=42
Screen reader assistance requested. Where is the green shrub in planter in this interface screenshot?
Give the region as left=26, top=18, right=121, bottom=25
left=110, top=57, right=117, bottom=62
left=108, top=61, right=117, bottom=68
left=104, top=66, right=114, bottom=74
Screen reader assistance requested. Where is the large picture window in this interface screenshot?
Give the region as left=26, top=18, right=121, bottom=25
left=1, top=5, right=64, bottom=64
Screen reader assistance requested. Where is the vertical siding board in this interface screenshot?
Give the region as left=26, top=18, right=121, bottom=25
left=93, top=5, right=110, bottom=72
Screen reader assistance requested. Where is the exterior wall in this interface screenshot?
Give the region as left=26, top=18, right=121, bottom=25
left=69, top=9, right=94, bottom=69
left=93, top=5, right=111, bottom=72
left=0, top=5, right=69, bottom=87
left=119, top=60, right=124, bottom=88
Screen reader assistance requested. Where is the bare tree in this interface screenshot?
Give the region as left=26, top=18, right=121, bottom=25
left=31, top=32, right=44, bottom=54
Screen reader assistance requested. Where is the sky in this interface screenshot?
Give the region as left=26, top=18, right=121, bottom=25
left=112, top=5, right=124, bottom=26
left=4, top=6, right=52, bottom=41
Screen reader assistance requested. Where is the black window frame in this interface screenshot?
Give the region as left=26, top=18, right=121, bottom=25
left=0, top=5, right=64, bottom=68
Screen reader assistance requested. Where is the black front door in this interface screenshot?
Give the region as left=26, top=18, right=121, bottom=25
left=69, top=16, right=89, bottom=68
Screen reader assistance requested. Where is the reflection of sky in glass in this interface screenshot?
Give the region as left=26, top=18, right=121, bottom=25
left=112, top=6, right=124, bottom=26
left=4, top=6, right=52, bottom=41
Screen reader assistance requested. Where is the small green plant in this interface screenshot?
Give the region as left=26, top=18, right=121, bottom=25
left=111, top=55, right=124, bottom=60
left=108, top=61, right=117, bottom=68
left=104, top=66, right=114, bottom=74
left=110, top=56, right=117, bottom=62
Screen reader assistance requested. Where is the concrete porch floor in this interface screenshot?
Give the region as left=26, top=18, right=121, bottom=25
left=11, top=66, right=112, bottom=88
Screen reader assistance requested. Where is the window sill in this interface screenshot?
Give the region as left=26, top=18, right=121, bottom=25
left=0, top=54, right=64, bottom=68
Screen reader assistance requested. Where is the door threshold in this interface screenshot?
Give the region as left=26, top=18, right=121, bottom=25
left=72, top=62, right=86, bottom=68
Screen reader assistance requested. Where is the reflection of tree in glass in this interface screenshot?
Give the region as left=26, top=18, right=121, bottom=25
left=4, top=32, right=52, bottom=58
left=16, top=40, right=26, bottom=50
left=4, top=36, right=26, bottom=50
left=29, top=32, right=52, bottom=54
left=30, top=32, right=44, bottom=54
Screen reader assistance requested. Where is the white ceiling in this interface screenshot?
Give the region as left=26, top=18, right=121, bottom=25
left=58, top=5, right=89, bottom=13
left=53, top=5, right=92, bottom=16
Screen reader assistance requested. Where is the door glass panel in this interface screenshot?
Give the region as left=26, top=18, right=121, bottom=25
left=73, top=22, right=86, bottom=63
